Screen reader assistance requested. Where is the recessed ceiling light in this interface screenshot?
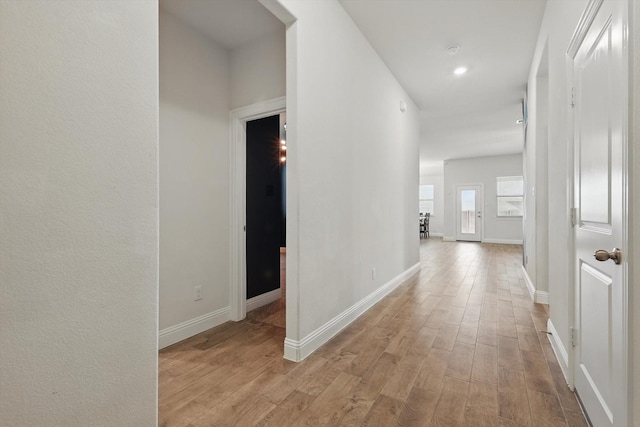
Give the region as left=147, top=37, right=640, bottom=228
left=453, top=67, right=468, bottom=75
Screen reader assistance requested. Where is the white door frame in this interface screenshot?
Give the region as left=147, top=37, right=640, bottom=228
left=567, top=0, right=629, bottom=424
left=455, top=183, right=484, bottom=242
left=229, top=97, right=286, bottom=321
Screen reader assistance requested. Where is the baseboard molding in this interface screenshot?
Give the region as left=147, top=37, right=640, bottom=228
left=283, top=262, right=421, bottom=362
left=482, top=238, right=524, bottom=245
left=159, top=307, right=230, bottom=349
left=443, top=236, right=456, bottom=242
left=521, top=265, right=536, bottom=302
left=547, top=318, right=570, bottom=384
left=535, top=290, right=549, bottom=304
left=428, top=232, right=444, bottom=237
left=247, top=288, right=281, bottom=312
left=520, top=265, right=549, bottom=304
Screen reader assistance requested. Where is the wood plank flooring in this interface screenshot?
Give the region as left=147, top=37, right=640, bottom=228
left=159, top=239, right=588, bottom=426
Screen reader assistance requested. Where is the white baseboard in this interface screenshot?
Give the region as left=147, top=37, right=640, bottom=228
left=247, top=288, right=281, bottom=312
left=159, top=307, right=230, bottom=349
left=547, top=318, right=570, bottom=385
left=482, top=238, right=524, bottom=245
left=443, top=236, right=456, bottom=242
left=283, top=262, right=421, bottom=362
left=535, top=290, right=549, bottom=304
left=520, top=265, right=549, bottom=304
left=428, top=232, right=444, bottom=237
left=522, top=265, right=536, bottom=301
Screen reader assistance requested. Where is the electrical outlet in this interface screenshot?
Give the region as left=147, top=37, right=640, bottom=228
left=371, top=268, right=376, bottom=281
left=194, top=285, right=203, bottom=301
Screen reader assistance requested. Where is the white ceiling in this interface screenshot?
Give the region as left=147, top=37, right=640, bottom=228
left=159, top=0, right=283, bottom=50
left=339, top=0, right=547, bottom=172
left=161, top=0, right=547, bottom=172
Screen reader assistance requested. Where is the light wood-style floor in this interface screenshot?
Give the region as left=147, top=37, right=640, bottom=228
left=159, top=239, right=588, bottom=426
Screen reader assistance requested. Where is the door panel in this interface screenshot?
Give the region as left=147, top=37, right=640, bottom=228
left=572, top=0, right=626, bottom=425
left=456, top=185, right=482, bottom=242
left=578, top=262, right=613, bottom=420
left=246, top=115, right=281, bottom=300
left=578, top=23, right=611, bottom=225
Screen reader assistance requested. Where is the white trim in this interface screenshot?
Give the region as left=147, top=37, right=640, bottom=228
left=482, top=238, right=524, bottom=245
left=521, top=265, right=537, bottom=302
left=428, top=232, right=444, bottom=238
left=246, top=288, right=282, bottom=312
left=567, top=0, right=605, bottom=58
left=283, top=263, right=420, bottom=362
left=229, top=97, right=286, bottom=322
left=535, top=290, right=549, bottom=304
left=442, top=236, right=456, bottom=242
left=520, top=263, right=549, bottom=304
left=547, top=319, right=571, bottom=387
left=158, top=307, right=230, bottom=349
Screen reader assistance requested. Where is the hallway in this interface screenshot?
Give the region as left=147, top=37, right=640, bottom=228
left=159, top=239, right=588, bottom=426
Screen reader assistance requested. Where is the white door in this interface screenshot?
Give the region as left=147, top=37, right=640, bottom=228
left=571, top=0, right=627, bottom=425
left=456, top=185, right=482, bottom=242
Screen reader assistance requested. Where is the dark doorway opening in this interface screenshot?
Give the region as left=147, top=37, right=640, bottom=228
left=246, top=114, right=285, bottom=300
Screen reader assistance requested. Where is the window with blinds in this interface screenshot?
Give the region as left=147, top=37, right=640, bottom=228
left=419, top=184, right=434, bottom=215
left=497, top=176, right=524, bottom=217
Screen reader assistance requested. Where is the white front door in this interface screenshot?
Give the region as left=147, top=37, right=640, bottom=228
left=456, top=185, right=482, bottom=242
left=571, top=0, right=628, bottom=425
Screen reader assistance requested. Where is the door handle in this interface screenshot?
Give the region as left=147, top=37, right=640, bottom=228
left=593, top=248, right=621, bottom=264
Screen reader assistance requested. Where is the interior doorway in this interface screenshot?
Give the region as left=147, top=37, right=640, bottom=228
left=229, top=97, right=286, bottom=322
left=568, top=0, right=628, bottom=424
left=245, top=114, right=286, bottom=320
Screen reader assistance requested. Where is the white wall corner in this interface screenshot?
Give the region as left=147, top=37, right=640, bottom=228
left=246, top=288, right=282, bottom=312
left=283, top=263, right=421, bottom=362
left=547, top=318, right=570, bottom=385
left=521, top=265, right=536, bottom=302
left=535, top=290, right=549, bottom=304
left=520, top=265, right=549, bottom=304
left=159, top=307, right=230, bottom=349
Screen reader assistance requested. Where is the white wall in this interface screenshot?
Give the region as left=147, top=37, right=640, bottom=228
left=0, top=1, right=158, bottom=425
left=443, top=155, right=524, bottom=243
left=277, top=0, right=420, bottom=343
left=159, top=9, right=286, bottom=347
left=523, top=59, right=550, bottom=295
left=230, top=29, right=286, bottom=110
left=525, top=0, right=588, bottom=375
left=159, top=11, right=231, bottom=339
left=632, top=0, right=640, bottom=418
left=420, top=170, right=444, bottom=236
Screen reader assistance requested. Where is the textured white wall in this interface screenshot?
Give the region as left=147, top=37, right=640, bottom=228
left=0, top=1, right=158, bottom=425
left=443, top=154, right=524, bottom=242
left=278, top=0, right=420, bottom=340
left=159, top=10, right=230, bottom=331
left=230, top=29, right=286, bottom=109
